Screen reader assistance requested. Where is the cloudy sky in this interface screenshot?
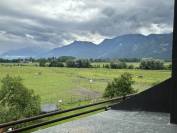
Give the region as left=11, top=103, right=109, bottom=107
left=0, top=0, right=174, bottom=54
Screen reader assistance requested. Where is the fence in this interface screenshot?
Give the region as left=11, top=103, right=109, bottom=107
left=0, top=94, right=135, bottom=133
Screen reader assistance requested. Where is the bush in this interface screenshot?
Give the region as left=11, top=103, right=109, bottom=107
left=66, top=59, right=91, bottom=68
left=49, top=61, right=64, bottom=67
left=75, top=60, right=91, bottom=68
left=57, top=56, right=76, bottom=62
left=95, top=64, right=101, bottom=68
left=103, top=73, right=135, bottom=98
left=39, top=59, right=46, bottom=67
left=127, top=65, right=134, bottom=69
left=66, top=60, right=76, bottom=67
left=139, top=59, right=164, bottom=70
left=110, top=61, right=127, bottom=69
left=104, top=64, right=110, bottom=68
left=168, top=64, right=172, bottom=70
left=0, top=75, right=41, bottom=123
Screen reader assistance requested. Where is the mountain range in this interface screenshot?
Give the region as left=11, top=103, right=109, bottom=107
left=1, top=33, right=172, bottom=59
left=1, top=47, right=48, bottom=59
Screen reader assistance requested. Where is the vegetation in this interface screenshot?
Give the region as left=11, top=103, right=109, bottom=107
left=139, top=59, right=164, bottom=70
left=0, top=57, right=152, bottom=64
left=0, top=57, right=171, bottom=70
left=110, top=61, right=127, bottom=69
left=0, top=75, right=40, bottom=123
left=39, top=59, right=47, bottom=67
left=103, top=73, right=136, bottom=98
left=49, top=61, right=64, bottom=67
left=66, top=59, right=91, bottom=68
left=57, top=56, right=76, bottom=62
left=168, top=63, right=172, bottom=70
left=0, top=65, right=170, bottom=105
left=127, top=64, right=134, bottom=69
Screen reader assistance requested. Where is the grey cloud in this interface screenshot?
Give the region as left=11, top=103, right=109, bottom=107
left=0, top=0, right=174, bottom=54
left=83, top=0, right=174, bottom=36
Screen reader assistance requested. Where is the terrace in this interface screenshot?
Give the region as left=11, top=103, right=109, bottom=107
left=33, top=110, right=177, bottom=133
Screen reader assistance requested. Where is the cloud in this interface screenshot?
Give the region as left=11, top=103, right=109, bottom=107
left=25, top=34, right=34, bottom=40
left=0, top=0, right=174, bottom=53
left=138, top=24, right=173, bottom=35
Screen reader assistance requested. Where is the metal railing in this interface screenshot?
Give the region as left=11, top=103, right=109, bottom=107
left=0, top=94, right=135, bottom=133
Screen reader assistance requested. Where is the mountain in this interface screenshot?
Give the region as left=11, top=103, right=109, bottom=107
left=46, top=33, right=172, bottom=59
left=1, top=47, right=48, bottom=59
left=45, top=41, right=98, bottom=58
left=1, top=33, right=172, bottom=59
left=97, top=33, right=172, bottom=59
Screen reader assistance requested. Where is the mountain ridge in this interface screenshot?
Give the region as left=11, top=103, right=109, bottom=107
left=1, top=46, right=48, bottom=59
left=1, top=33, right=172, bottom=59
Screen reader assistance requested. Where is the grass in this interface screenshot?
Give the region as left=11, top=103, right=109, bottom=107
left=0, top=64, right=171, bottom=132
left=0, top=65, right=171, bottom=104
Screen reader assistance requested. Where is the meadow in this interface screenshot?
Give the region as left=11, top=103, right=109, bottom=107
left=0, top=64, right=171, bottom=107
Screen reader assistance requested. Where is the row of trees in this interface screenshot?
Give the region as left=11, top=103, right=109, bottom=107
left=0, top=58, right=24, bottom=63
left=66, top=60, right=91, bottom=68
left=110, top=62, right=127, bottom=69
left=0, top=56, right=169, bottom=64
left=0, top=57, right=171, bottom=70
left=41, top=60, right=134, bottom=69
left=40, top=59, right=92, bottom=68
left=0, top=56, right=76, bottom=64
left=139, top=59, right=165, bottom=70
left=101, top=59, right=171, bottom=70
left=31, top=59, right=173, bottom=70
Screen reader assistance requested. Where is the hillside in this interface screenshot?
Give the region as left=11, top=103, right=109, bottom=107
left=1, top=33, right=172, bottom=59
left=46, top=33, right=172, bottom=59
left=1, top=47, right=48, bottom=59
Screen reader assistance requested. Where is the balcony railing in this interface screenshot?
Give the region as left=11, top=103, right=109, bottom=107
left=0, top=94, right=135, bottom=133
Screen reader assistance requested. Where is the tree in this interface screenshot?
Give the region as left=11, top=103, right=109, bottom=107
left=49, top=61, right=64, bottom=67
left=103, top=73, right=135, bottom=98
left=168, top=64, right=172, bottom=70
left=66, top=59, right=91, bottom=68
left=66, top=60, right=76, bottom=67
left=0, top=75, right=41, bottom=123
left=57, top=56, right=76, bottom=62
left=39, top=59, right=46, bottom=67
left=139, top=59, right=164, bottom=70
left=127, top=65, right=134, bottom=69
left=104, top=64, right=110, bottom=68
left=110, top=61, right=127, bottom=69
left=75, top=59, right=91, bottom=68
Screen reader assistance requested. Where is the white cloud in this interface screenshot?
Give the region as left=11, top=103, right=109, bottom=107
left=0, top=30, right=7, bottom=35
left=71, top=32, right=107, bottom=44
left=25, top=34, right=34, bottom=40
left=138, top=24, right=173, bottom=35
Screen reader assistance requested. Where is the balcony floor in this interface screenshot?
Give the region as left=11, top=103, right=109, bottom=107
left=33, top=110, right=177, bottom=133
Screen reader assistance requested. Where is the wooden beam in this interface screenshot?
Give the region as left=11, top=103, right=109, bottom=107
left=171, top=0, right=177, bottom=124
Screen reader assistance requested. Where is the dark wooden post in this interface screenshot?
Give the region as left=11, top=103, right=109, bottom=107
left=171, top=0, right=177, bottom=124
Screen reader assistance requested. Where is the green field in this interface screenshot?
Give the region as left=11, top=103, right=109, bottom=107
left=0, top=65, right=171, bottom=106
